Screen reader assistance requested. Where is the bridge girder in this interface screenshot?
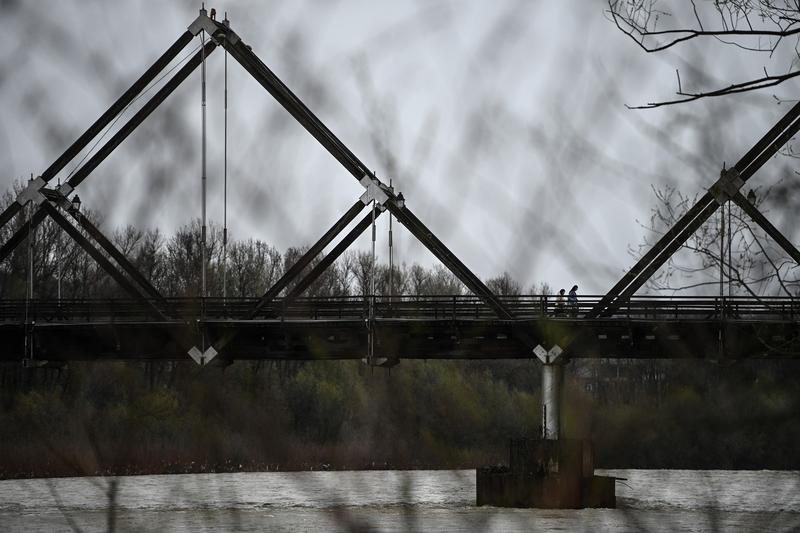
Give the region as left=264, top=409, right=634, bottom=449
left=1, top=318, right=797, bottom=362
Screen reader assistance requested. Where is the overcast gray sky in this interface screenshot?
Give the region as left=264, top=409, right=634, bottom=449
left=1, top=0, right=797, bottom=294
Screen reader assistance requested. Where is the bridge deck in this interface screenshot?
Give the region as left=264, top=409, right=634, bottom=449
left=1, top=296, right=798, bottom=362
left=2, top=295, right=798, bottom=322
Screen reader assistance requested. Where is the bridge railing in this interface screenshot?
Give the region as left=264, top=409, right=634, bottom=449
left=0, top=295, right=796, bottom=323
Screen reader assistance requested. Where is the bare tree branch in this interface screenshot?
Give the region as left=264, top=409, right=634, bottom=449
left=608, top=0, right=800, bottom=107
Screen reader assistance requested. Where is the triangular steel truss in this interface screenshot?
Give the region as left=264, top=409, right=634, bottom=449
left=6, top=10, right=796, bottom=360
left=588, top=102, right=800, bottom=318
left=0, top=10, right=530, bottom=361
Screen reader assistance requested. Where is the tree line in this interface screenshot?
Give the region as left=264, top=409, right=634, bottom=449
left=2, top=354, right=798, bottom=479
left=0, top=189, right=540, bottom=301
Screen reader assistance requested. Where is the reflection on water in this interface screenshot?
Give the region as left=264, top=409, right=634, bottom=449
left=0, top=469, right=798, bottom=532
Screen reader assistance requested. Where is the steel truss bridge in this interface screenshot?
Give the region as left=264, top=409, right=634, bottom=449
left=3, top=9, right=800, bottom=366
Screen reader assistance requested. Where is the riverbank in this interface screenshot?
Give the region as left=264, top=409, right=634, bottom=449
left=5, top=458, right=800, bottom=481
left=0, top=461, right=483, bottom=481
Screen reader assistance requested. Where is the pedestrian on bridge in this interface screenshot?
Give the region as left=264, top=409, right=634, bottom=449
left=568, top=285, right=578, bottom=316
left=555, top=289, right=566, bottom=316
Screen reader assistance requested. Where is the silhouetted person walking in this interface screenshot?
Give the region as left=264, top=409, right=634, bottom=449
left=568, top=285, right=578, bottom=316
left=555, top=289, right=566, bottom=316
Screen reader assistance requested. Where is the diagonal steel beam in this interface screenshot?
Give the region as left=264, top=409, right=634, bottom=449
left=0, top=41, right=217, bottom=266
left=0, top=31, right=195, bottom=232
left=250, top=200, right=366, bottom=316
left=0, top=209, right=47, bottom=264
left=282, top=207, right=382, bottom=308
left=732, top=191, right=800, bottom=266
left=41, top=202, right=167, bottom=321
left=67, top=40, right=217, bottom=190
left=223, top=37, right=364, bottom=180
left=216, top=21, right=518, bottom=322
left=40, top=189, right=170, bottom=308
left=387, top=203, right=514, bottom=320
left=75, top=213, right=168, bottom=305
left=45, top=31, right=195, bottom=184
left=589, top=106, right=800, bottom=318
left=737, top=100, right=800, bottom=175
left=210, top=209, right=383, bottom=354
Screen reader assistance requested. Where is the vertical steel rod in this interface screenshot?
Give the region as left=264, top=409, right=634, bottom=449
left=222, top=13, right=229, bottom=300
left=369, top=199, right=377, bottom=364
left=57, top=228, right=62, bottom=300
left=719, top=203, right=725, bottom=359
left=24, top=199, right=32, bottom=359
left=719, top=204, right=725, bottom=303
left=201, top=28, right=208, bottom=299
left=26, top=189, right=35, bottom=361
left=389, top=178, right=393, bottom=301
left=728, top=200, right=733, bottom=297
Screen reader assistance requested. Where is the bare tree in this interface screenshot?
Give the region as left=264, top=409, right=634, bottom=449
left=407, top=264, right=429, bottom=298
left=608, top=1, right=800, bottom=107
left=226, top=238, right=282, bottom=298
left=486, top=271, right=522, bottom=296
left=347, top=250, right=375, bottom=297
left=635, top=183, right=800, bottom=296
left=425, top=264, right=466, bottom=295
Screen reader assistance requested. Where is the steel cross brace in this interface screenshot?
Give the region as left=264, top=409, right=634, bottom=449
left=250, top=199, right=366, bottom=317
left=202, top=206, right=385, bottom=357
left=39, top=188, right=170, bottom=310
left=0, top=40, right=217, bottom=268
left=588, top=98, right=800, bottom=318
left=43, top=195, right=207, bottom=357
left=284, top=207, right=383, bottom=306
left=0, top=31, right=195, bottom=231
left=65, top=40, right=218, bottom=192
left=0, top=209, right=48, bottom=264
left=43, top=200, right=202, bottom=362
left=4, top=12, right=525, bottom=360
left=40, top=202, right=168, bottom=321
left=731, top=191, right=800, bottom=266
left=218, top=211, right=543, bottom=360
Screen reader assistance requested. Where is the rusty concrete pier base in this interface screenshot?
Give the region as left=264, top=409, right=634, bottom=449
left=476, top=438, right=616, bottom=508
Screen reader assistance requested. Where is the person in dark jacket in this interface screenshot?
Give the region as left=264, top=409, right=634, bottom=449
left=568, top=285, right=578, bottom=316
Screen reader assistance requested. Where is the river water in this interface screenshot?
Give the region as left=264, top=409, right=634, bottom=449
left=0, top=469, right=798, bottom=532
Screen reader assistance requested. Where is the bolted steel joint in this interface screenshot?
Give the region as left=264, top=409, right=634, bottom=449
left=52, top=191, right=74, bottom=212
left=359, top=174, right=390, bottom=208
left=189, top=11, right=240, bottom=45
left=56, top=182, right=74, bottom=198
left=709, top=167, right=744, bottom=205
left=16, top=177, right=46, bottom=206
left=189, top=12, right=219, bottom=36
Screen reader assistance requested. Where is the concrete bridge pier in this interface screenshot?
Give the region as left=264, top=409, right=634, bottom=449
left=476, top=344, right=616, bottom=508
left=538, top=345, right=564, bottom=440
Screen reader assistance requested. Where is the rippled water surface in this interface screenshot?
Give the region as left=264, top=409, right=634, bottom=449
left=1, top=469, right=798, bottom=532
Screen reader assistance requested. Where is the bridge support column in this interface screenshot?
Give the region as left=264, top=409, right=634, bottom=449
left=476, top=344, right=616, bottom=509
left=537, top=345, right=563, bottom=440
